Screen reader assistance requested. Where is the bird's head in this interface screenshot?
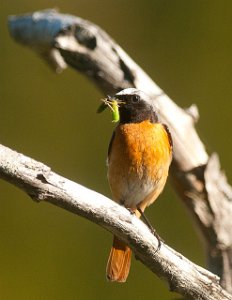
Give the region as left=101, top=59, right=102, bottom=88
left=98, top=88, right=158, bottom=124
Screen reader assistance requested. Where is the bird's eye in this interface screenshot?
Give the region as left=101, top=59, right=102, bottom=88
left=131, top=95, right=140, bottom=103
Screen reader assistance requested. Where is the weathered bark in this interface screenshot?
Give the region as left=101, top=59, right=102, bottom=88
left=0, top=144, right=232, bottom=300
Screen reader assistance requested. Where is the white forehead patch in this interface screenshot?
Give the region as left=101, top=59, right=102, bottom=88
left=115, top=88, right=153, bottom=105
left=116, top=88, right=139, bottom=95
left=115, top=88, right=145, bottom=97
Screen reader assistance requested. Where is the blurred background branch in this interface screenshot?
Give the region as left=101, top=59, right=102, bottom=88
left=7, top=9, right=232, bottom=294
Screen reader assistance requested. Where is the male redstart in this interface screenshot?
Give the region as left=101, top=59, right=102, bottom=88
left=102, top=88, right=172, bottom=282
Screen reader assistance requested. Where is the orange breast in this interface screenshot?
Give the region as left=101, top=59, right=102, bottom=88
left=107, top=121, right=172, bottom=209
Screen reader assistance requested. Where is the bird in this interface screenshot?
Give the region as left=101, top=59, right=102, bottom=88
left=104, top=88, right=173, bottom=283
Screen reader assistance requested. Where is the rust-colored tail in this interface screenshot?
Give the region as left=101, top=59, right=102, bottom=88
left=106, top=236, right=132, bottom=282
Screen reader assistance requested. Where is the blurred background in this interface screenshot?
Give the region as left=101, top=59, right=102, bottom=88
left=1, top=1, right=232, bottom=299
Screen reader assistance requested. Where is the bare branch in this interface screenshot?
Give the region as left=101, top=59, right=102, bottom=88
left=7, top=9, right=232, bottom=293
left=0, top=143, right=231, bottom=300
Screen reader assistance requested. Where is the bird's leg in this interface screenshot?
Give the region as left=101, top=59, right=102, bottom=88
left=120, top=200, right=136, bottom=215
left=136, top=207, right=164, bottom=250
left=127, top=208, right=136, bottom=215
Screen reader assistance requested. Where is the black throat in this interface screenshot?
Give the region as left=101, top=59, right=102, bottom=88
left=119, top=106, right=158, bottom=124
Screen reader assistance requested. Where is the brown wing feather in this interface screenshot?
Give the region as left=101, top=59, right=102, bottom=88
left=162, top=123, right=173, bottom=151
left=107, top=130, right=115, bottom=163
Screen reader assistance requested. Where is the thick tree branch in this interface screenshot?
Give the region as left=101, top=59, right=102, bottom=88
left=0, top=143, right=231, bottom=300
left=7, top=9, right=232, bottom=293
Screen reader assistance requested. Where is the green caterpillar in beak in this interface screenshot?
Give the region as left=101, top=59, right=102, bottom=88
left=97, top=97, right=120, bottom=123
